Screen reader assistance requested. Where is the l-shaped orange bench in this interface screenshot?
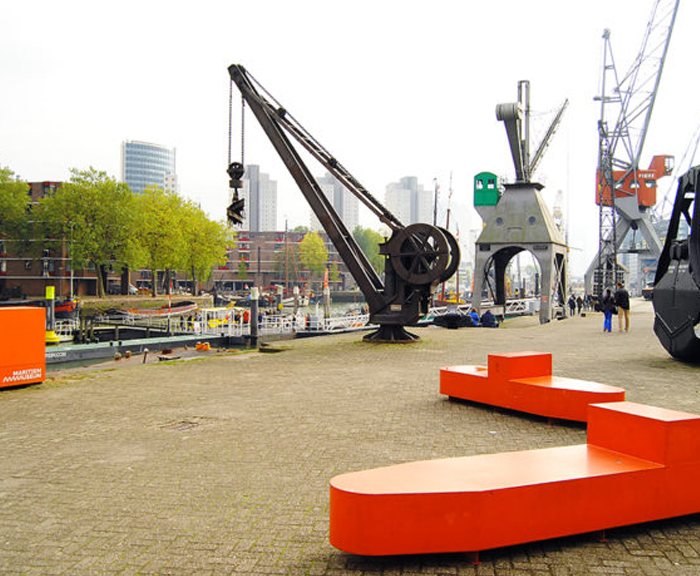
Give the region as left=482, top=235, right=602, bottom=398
left=330, top=401, right=700, bottom=556
left=440, top=351, right=625, bottom=422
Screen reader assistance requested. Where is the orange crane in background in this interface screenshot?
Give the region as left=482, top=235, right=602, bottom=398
left=585, top=0, right=680, bottom=298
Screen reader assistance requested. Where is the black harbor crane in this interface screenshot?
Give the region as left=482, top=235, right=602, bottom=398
left=653, top=165, right=700, bottom=361
left=226, top=64, right=459, bottom=342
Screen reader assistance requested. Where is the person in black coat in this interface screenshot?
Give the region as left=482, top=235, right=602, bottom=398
left=614, top=281, right=630, bottom=332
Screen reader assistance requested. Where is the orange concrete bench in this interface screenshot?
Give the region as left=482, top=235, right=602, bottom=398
left=330, top=401, right=700, bottom=556
left=440, top=351, right=625, bottom=422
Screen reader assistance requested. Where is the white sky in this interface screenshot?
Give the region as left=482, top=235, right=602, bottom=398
left=1, top=1, right=698, bottom=277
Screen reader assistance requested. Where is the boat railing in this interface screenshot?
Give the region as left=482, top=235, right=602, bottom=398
left=54, top=319, right=79, bottom=341
left=320, top=312, right=371, bottom=332
left=58, top=308, right=373, bottom=341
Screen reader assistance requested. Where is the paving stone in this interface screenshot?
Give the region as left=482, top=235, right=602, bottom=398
left=2, top=300, right=700, bottom=574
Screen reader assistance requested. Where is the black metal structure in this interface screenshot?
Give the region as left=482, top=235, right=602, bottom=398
left=653, top=165, right=700, bottom=361
left=227, top=64, right=459, bottom=342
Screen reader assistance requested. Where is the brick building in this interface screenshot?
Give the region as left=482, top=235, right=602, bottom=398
left=210, top=230, right=355, bottom=293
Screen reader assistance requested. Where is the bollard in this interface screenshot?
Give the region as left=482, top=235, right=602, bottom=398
left=323, top=286, right=331, bottom=319
left=250, top=287, right=259, bottom=348
left=275, top=284, right=284, bottom=313
left=293, top=285, right=300, bottom=316
left=45, top=286, right=60, bottom=345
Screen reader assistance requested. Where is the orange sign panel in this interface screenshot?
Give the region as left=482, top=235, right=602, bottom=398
left=0, top=307, right=46, bottom=388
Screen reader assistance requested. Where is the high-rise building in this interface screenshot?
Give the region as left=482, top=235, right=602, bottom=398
left=385, top=176, right=432, bottom=225
left=310, top=172, right=359, bottom=233
left=239, top=164, right=277, bottom=232
left=121, top=140, right=177, bottom=195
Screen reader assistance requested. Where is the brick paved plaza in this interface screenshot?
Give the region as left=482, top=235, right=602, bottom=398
left=2, top=299, right=700, bottom=575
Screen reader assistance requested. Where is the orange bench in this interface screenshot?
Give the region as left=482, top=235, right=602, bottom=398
left=330, top=401, right=700, bottom=556
left=440, top=351, right=625, bottom=422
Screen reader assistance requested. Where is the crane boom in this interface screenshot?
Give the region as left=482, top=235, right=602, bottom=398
left=228, top=65, right=385, bottom=309
left=612, top=0, right=679, bottom=172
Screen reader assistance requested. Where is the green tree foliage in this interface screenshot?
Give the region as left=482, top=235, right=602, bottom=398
left=0, top=167, right=30, bottom=224
left=329, top=260, right=340, bottom=283
left=0, top=167, right=31, bottom=252
left=298, top=232, right=328, bottom=281
left=133, top=185, right=188, bottom=296
left=352, top=226, right=385, bottom=273
left=179, top=201, right=230, bottom=294
left=37, top=168, right=139, bottom=297
left=237, top=258, right=249, bottom=281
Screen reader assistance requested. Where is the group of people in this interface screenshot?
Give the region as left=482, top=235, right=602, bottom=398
left=567, top=294, right=584, bottom=316
left=600, top=281, right=630, bottom=333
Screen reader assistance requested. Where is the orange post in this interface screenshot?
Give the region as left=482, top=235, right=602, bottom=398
left=0, top=307, right=46, bottom=388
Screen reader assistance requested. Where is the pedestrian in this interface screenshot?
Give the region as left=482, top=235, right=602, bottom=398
left=576, top=295, right=583, bottom=315
left=614, top=281, right=630, bottom=332
left=602, top=288, right=616, bottom=333
left=468, top=310, right=482, bottom=327
left=480, top=310, right=499, bottom=328
left=568, top=294, right=576, bottom=317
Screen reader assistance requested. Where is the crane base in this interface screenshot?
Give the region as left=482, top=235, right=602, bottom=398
left=363, top=325, right=419, bottom=343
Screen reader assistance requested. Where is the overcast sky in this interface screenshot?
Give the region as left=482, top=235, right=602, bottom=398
left=1, top=1, right=697, bottom=276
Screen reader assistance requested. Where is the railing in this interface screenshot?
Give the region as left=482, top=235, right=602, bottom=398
left=56, top=301, right=545, bottom=342
left=54, top=319, right=79, bottom=341
left=504, top=298, right=539, bottom=316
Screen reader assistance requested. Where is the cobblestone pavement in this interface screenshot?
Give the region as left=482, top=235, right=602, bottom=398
left=2, top=299, right=700, bottom=575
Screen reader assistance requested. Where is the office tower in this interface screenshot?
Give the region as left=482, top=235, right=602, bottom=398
left=385, top=176, right=432, bottom=225
left=121, top=140, right=177, bottom=195
left=310, top=172, right=359, bottom=233
left=239, top=164, right=277, bottom=232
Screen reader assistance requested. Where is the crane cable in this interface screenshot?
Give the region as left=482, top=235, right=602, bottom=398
left=227, top=80, right=245, bottom=168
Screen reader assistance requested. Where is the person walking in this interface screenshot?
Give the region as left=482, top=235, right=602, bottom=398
left=602, top=288, right=616, bottom=333
left=614, top=281, right=630, bottom=332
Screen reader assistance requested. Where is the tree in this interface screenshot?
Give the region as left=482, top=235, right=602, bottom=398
left=0, top=167, right=30, bottom=227
left=133, top=185, right=188, bottom=297
left=37, top=167, right=139, bottom=297
left=237, top=258, right=249, bottom=281
left=298, top=232, right=328, bottom=287
left=179, top=201, right=230, bottom=294
left=352, top=226, right=385, bottom=273
left=0, top=167, right=31, bottom=256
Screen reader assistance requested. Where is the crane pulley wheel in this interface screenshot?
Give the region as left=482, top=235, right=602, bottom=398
left=437, top=226, right=461, bottom=284
left=387, top=223, right=450, bottom=286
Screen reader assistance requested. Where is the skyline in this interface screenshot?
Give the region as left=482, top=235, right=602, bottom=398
left=2, top=1, right=699, bottom=277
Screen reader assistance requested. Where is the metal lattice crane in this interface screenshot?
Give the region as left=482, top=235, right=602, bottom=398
left=585, top=0, right=679, bottom=298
